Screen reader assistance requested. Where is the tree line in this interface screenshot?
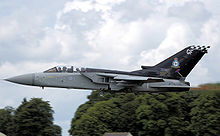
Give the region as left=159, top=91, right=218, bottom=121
left=1, top=88, right=219, bottom=136
left=0, top=98, right=61, bottom=136
left=69, top=90, right=220, bottom=136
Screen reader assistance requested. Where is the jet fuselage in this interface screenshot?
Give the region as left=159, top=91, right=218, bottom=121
left=5, top=45, right=209, bottom=92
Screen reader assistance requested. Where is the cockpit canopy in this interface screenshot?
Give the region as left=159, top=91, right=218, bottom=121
left=44, top=66, right=87, bottom=73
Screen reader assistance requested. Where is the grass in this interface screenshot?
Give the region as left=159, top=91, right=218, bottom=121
left=190, top=83, right=220, bottom=91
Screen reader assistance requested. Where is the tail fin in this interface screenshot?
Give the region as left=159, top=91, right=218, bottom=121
left=154, top=45, right=210, bottom=79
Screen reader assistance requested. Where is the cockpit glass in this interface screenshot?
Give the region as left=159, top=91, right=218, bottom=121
left=44, top=67, right=58, bottom=73
left=44, top=66, right=86, bottom=73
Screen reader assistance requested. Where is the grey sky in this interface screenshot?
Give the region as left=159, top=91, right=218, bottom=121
left=0, top=0, right=220, bottom=135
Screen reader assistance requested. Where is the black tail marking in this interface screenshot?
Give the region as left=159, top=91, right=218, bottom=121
left=154, top=45, right=209, bottom=79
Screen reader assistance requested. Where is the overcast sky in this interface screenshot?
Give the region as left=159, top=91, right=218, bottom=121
left=0, top=0, right=220, bottom=135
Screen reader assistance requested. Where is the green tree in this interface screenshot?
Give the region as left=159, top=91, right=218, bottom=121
left=69, top=90, right=114, bottom=135
left=72, top=101, right=115, bottom=136
left=189, top=92, right=220, bottom=136
left=0, top=106, right=14, bottom=135
left=69, top=87, right=220, bottom=136
left=136, top=94, right=170, bottom=136
left=13, top=98, right=61, bottom=136
left=69, top=92, right=139, bottom=136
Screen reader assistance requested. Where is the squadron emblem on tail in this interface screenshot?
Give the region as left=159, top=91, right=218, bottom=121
left=171, top=58, right=180, bottom=68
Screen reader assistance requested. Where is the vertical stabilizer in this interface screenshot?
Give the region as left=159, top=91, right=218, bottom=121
left=154, top=45, right=210, bottom=79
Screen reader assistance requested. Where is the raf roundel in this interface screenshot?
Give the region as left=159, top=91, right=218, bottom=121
left=171, top=58, right=180, bottom=68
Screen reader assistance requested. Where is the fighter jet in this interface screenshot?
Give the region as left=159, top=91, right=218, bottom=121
left=5, top=45, right=210, bottom=92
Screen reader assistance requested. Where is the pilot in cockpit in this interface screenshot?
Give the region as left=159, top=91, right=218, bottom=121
left=63, top=66, right=67, bottom=72
left=58, top=67, right=62, bottom=72
left=67, top=66, right=74, bottom=72
left=44, top=66, right=79, bottom=73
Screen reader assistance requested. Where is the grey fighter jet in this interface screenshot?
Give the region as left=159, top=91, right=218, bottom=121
left=5, top=45, right=210, bottom=92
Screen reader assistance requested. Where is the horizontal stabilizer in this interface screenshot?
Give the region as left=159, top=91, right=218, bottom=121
left=150, top=85, right=190, bottom=89
left=141, top=66, right=154, bottom=69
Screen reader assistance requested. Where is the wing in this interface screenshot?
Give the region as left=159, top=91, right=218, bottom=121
left=113, top=75, right=164, bottom=83
left=96, top=73, right=164, bottom=82
left=82, top=72, right=164, bottom=88
left=81, top=72, right=189, bottom=92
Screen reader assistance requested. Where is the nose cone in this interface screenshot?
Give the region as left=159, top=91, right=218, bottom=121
left=5, top=73, right=34, bottom=86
